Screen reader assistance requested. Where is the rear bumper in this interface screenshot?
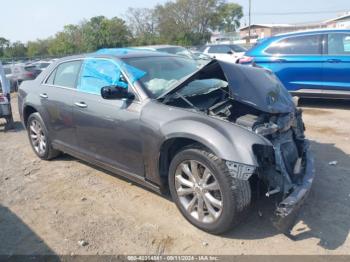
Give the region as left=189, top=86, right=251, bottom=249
left=273, top=142, right=315, bottom=233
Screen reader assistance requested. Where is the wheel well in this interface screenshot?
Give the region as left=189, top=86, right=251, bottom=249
left=23, top=106, right=37, bottom=127
left=159, top=138, right=212, bottom=179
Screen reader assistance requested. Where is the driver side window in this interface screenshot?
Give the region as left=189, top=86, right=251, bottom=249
left=78, top=59, right=128, bottom=95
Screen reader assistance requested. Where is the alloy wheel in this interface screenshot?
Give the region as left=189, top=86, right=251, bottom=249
left=175, top=160, right=223, bottom=224
left=29, top=119, right=47, bottom=155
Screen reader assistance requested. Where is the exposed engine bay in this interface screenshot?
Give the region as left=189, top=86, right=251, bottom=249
left=159, top=60, right=314, bottom=233
left=162, top=75, right=307, bottom=200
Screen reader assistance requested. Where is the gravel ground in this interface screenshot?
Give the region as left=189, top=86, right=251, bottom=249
left=0, top=95, right=349, bottom=255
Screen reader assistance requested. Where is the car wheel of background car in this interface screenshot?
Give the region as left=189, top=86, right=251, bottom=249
left=168, top=147, right=251, bottom=234
left=4, top=116, right=14, bottom=131
left=27, top=112, right=60, bottom=160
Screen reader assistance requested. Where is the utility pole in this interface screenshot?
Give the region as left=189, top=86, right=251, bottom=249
left=248, top=0, right=251, bottom=44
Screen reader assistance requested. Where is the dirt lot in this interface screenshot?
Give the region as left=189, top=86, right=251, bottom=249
left=0, top=95, right=349, bottom=255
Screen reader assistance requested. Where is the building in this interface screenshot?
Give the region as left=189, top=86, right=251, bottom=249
left=239, top=12, right=350, bottom=43
left=326, top=13, right=350, bottom=29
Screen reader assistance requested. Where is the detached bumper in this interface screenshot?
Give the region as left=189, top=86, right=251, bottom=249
left=273, top=143, right=315, bottom=233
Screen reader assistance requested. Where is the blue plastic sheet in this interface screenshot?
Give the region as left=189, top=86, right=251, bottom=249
left=78, top=59, right=127, bottom=95
left=95, top=48, right=133, bottom=56
left=95, top=48, right=147, bottom=82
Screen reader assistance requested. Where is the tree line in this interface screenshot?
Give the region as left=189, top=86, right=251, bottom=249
left=0, top=0, right=242, bottom=60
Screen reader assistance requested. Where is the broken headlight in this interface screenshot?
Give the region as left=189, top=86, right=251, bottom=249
left=255, top=122, right=279, bottom=136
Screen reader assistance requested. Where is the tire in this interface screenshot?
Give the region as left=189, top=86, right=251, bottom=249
left=4, top=116, right=14, bottom=130
left=27, top=112, right=60, bottom=160
left=168, top=148, right=251, bottom=234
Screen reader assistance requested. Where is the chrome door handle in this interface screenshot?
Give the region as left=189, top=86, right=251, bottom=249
left=40, top=93, right=48, bottom=99
left=273, top=58, right=287, bottom=63
left=74, top=102, right=88, bottom=108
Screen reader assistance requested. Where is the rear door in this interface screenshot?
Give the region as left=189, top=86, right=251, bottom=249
left=323, top=32, right=350, bottom=92
left=258, top=34, right=324, bottom=92
left=73, top=58, right=145, bottom=176
left=40, top=60, right=82, bottom=149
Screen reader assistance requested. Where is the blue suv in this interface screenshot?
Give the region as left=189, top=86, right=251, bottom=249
left=240, top=29, right=350, bottom=99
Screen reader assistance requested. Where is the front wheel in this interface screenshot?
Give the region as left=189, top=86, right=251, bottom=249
left=168, top=148, right=251, bottom=234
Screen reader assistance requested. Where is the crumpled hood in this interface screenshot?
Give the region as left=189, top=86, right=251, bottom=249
left=218, top=60, right=295, bottom=114
left=160, top=60, right=295, bottom=114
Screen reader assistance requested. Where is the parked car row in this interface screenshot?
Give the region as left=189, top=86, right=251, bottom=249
left=3, top=59, right=56, bottom=92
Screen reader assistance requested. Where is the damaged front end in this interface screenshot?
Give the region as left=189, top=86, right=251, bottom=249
left=159, top=60, right=315, bottom=233
left=250, top=109, right=315, bottom=233
left=224, top=106, right=315, bottom=233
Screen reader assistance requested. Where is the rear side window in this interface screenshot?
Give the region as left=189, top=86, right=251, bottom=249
left=78, top=59, right=127, bottom=95
left=328, top=33, right=350, bottom=55
left=266, top=35, right=322, bottom=55
left=46, top=68, right=57, bottom=85
left=24, top=66, right=37, bottom=72
left=52, top=60, right=82, bottom=88
left=229, top=45, right=246, bottom=52
left=208, top=45, right=232, bottom=54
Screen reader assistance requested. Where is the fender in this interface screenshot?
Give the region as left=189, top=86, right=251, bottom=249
left=141, top=101, right=272, bottom=186
left=160, top=116, right=272, bottom=166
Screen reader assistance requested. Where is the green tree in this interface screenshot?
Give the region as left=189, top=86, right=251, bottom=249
left=216, top=3, right=243, bottom=32
left=3, top=41, right=27, bottom=59
left=126, top=8, right=159, bottom=45
left=27, top=39, right=51, bottom=58
left=81, top=16, right=131, bottom=52
left=48, top=24, right=83, bottom=56
left=153, top=0, right=242, bottom=45
left=0, top=37, right=10, bottom=57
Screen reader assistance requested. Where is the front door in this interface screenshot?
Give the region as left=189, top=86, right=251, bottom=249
left=73, top=58, right=144, bottom=176
left=323, top=32, right=350, bottom=92
left=257, top=34, right=324, bottom=92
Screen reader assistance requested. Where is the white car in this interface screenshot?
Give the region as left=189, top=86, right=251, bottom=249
left=199, top=44, right=246, bottom=63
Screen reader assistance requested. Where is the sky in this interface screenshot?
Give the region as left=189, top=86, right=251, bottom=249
left=0, top=0, right=349, bottom=42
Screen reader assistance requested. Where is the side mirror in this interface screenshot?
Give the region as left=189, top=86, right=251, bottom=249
left=101, top=84, right=135, bottom=100
left=227, top=50, right=234, bottom=55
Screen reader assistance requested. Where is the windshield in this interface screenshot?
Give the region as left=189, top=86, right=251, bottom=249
left=123, top=56, right=198, bottom=98
left=157, top=47, right=194, bottom=59
left=229, top=45, right=246, bottom=52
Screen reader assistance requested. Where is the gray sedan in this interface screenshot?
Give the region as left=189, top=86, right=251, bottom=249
left=18, top=48, right=314, bottom=234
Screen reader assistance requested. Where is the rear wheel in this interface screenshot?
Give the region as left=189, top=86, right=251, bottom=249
left=168, top=148, right=251, bottom=234
left=27, top=112, right=60, bottom=160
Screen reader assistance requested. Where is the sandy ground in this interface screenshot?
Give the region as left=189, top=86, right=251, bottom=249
left=0, top=95, right=349, bottom=255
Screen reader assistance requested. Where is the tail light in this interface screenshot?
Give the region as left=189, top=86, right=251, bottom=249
left=238, top=56, right=254, bottom=64
left=25, top=71, right=34, bottom=77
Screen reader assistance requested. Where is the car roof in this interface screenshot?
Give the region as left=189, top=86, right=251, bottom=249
left=275, top=28, right=350, bottom=38
left=204, top=44, right=240, bottom=47
left=57, top=48, right=177, bottom=63
left=133, top=45, right=183, bottom=50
